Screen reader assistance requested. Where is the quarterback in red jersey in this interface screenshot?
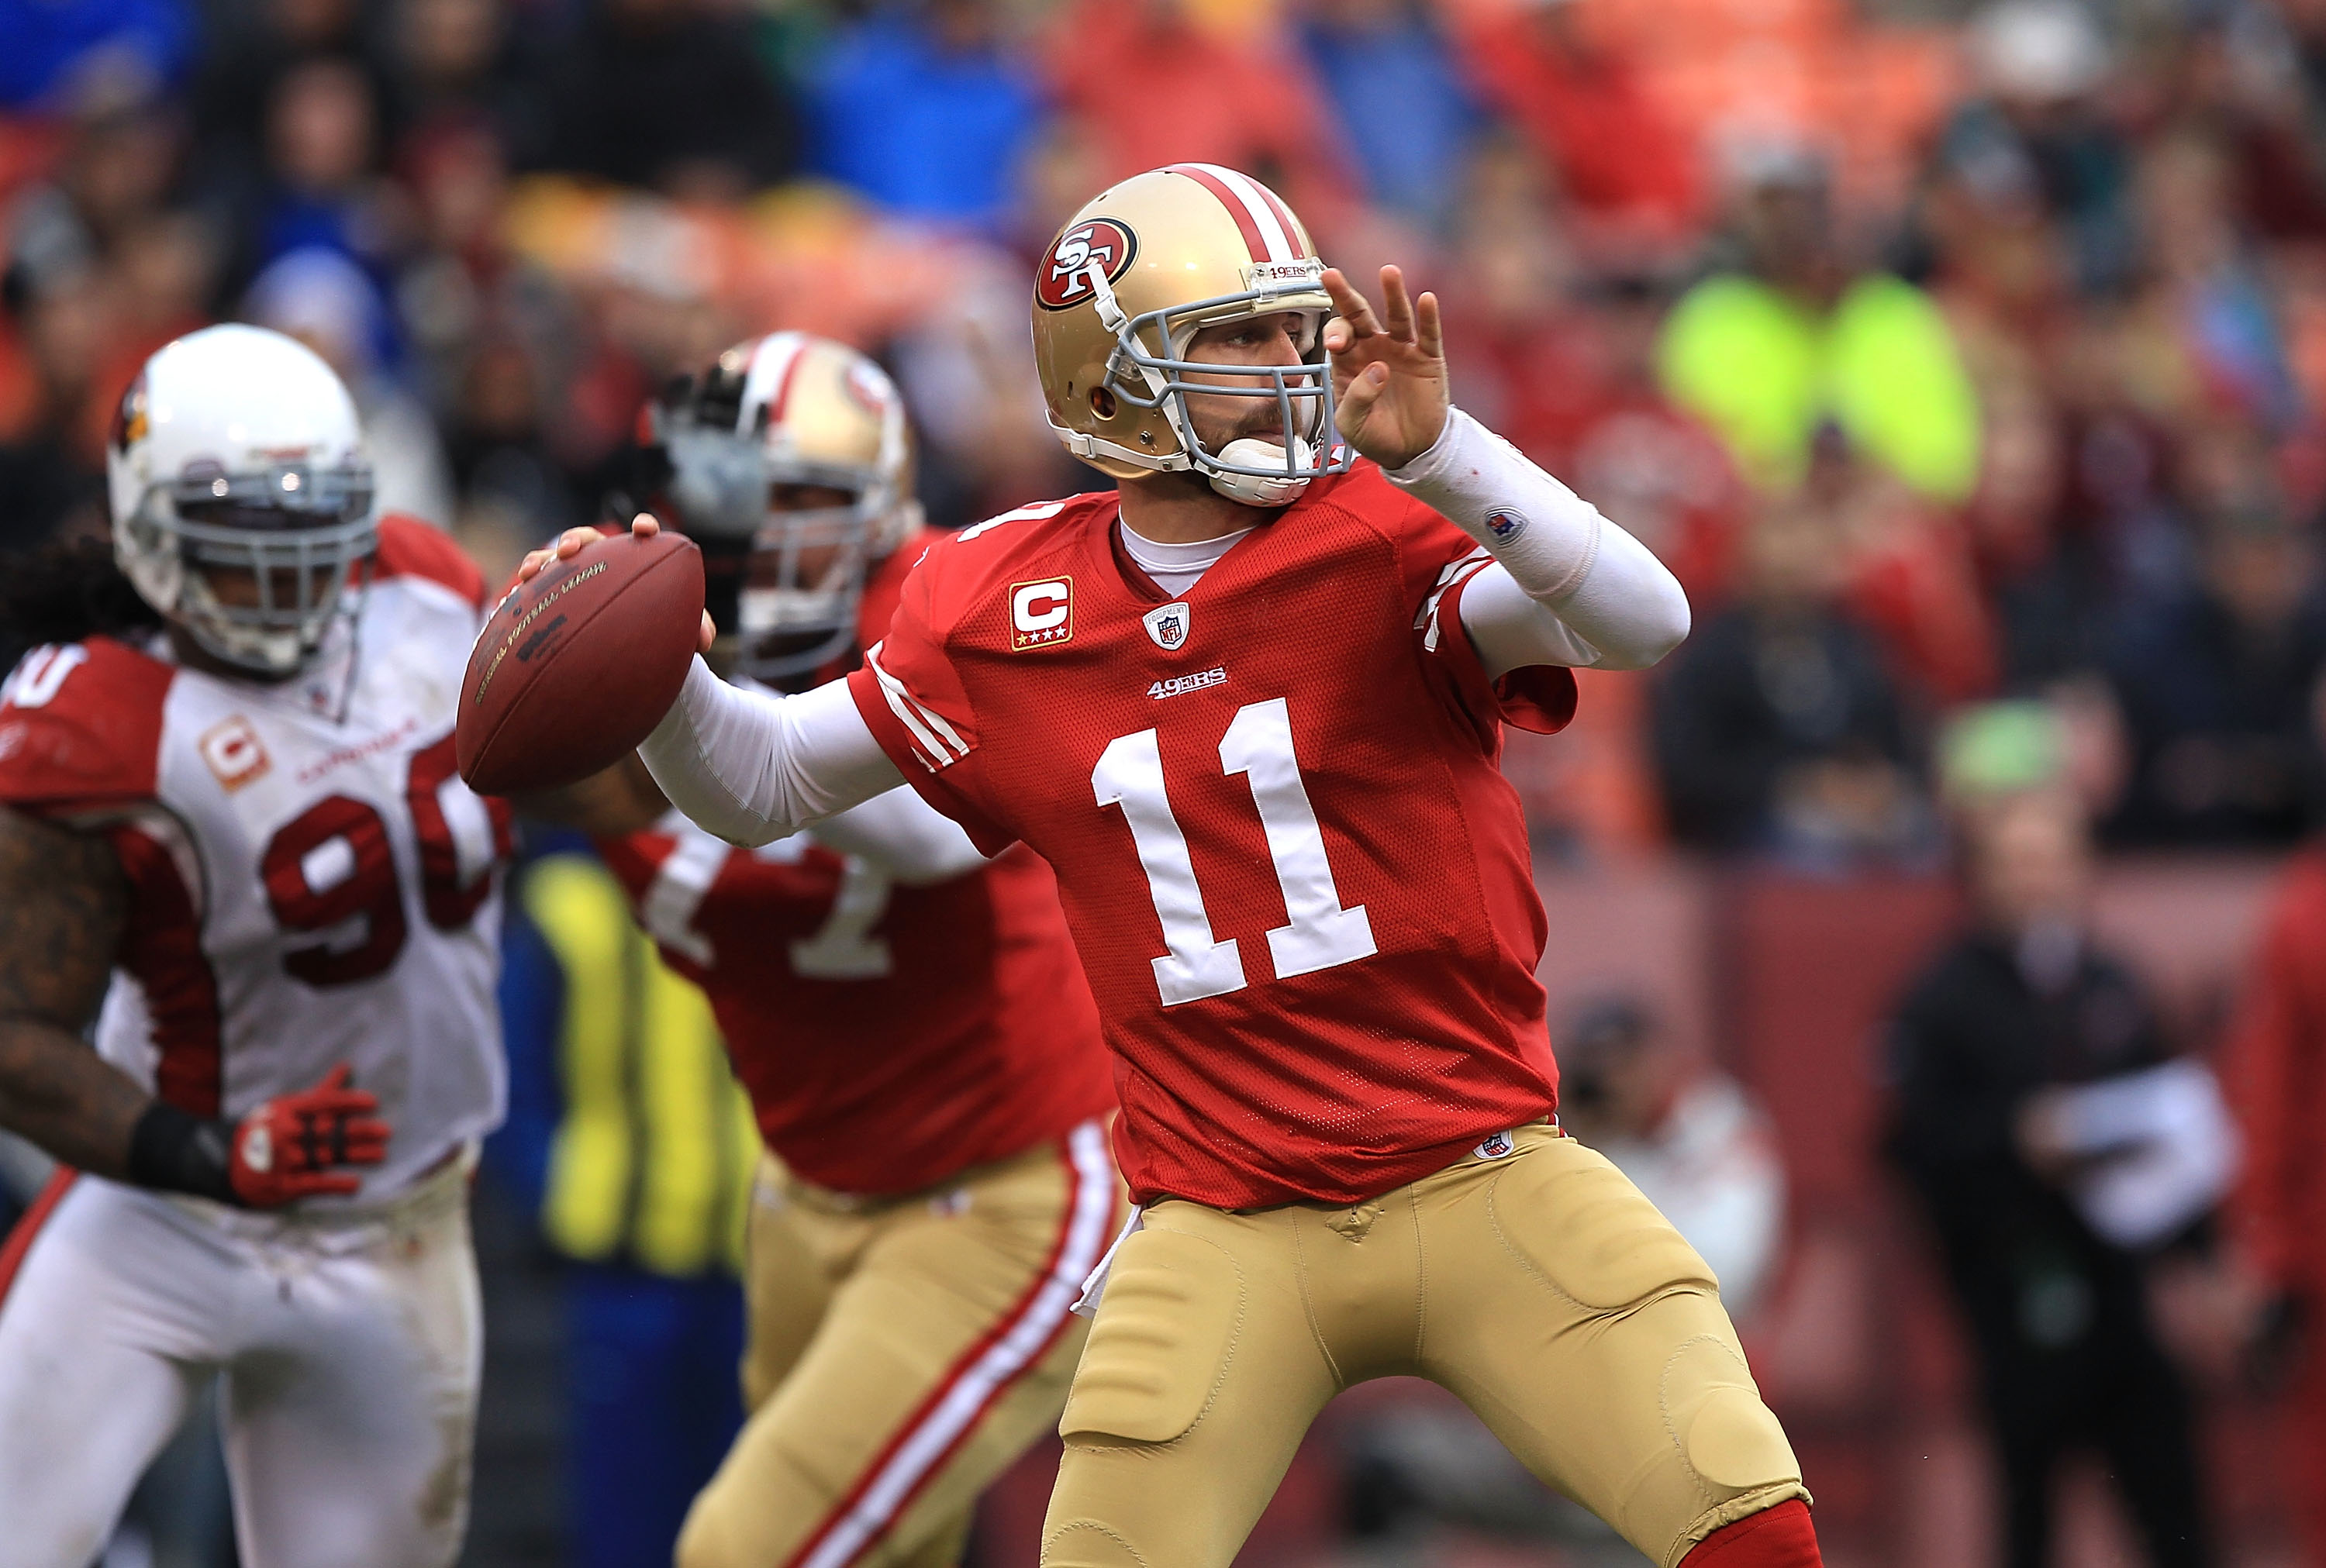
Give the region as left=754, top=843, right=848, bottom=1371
left=529, top=165, right=1818, bottom=1568
left=523, top=333, right=1119, bottom=1568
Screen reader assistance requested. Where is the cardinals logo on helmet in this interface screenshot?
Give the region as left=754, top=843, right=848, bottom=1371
left=112, top=372, right=150, bottom=454
left=1037, top=219, right=1139, bottom=311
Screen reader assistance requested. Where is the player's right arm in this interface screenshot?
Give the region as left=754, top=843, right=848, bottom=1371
left=0, top=803, right=147, bottom=1175
left=0, top=804, right=387, bottom=1204
left=516, top=519, right=909, bottom=848
left=639, top=660, right=902, bottom=849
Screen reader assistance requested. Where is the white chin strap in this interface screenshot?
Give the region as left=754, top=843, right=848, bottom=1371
left=1208, top=435, right=1315, bottom=508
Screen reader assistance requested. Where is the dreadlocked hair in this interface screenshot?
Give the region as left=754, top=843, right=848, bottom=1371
left=0, top=535, right=164, bottom=653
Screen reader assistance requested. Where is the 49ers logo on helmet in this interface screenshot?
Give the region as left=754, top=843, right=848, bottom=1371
left=1037, top=219, right=1138, bottom=311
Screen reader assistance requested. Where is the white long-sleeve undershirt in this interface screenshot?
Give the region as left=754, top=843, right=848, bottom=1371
left=803, top=781, right=989, bottom=884
left=1383, top=406, right=1691, bottom=675
left=640, top=663, right=901, bottom=849
left=639, top=408, right=1692, bottom=849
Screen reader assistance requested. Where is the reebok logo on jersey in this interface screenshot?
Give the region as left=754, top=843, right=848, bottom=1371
left=1142, top=601, right=1191, bottom=651
left=199, top=715, right=271, bottom=792
left=1148, top=667, right=1226, bottom=701
left=1009, top=577, right=1075, bottom=650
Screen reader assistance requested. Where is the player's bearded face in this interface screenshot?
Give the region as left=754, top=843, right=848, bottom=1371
left=1178, top=312, right=1322, bottom=456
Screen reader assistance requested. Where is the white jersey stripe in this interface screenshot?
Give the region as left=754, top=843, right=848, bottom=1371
left=1183, top=162, right=1296, bottom=262
left=1417, top=555, right=1496, bottom=652
left=792, top=1120, right=1116, bottom=1568
left=864, top=646, right=970, bottom=767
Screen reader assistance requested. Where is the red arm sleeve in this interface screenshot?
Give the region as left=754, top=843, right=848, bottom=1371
left=1402, top=495, right=1578, bottom=743
left=2226, top=860, right=2326, bottom=1291
left=0, top=641, right=169, bottom=821
left=1435, top=569, right=1579, bottom=736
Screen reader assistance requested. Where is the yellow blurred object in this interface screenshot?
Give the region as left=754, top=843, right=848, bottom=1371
left=527, top=854, right=759, bottom=1277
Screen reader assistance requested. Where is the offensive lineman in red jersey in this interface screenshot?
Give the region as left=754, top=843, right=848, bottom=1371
left=524, top=165, right=1820, bottom=1568
left=519, top=333, right=1120, bottom=1568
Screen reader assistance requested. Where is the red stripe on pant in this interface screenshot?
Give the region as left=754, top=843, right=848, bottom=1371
left=0, top=1169, right=78, bottom=1313
left=782, top=1136, right=1102, bottom=1568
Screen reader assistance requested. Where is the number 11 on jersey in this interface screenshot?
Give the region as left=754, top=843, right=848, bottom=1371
left=1092, top=697, right=1375, bottom=1007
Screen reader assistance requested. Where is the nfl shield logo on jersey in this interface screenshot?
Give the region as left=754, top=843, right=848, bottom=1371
left=1142, top=602, right=1191, bottom=651
left=1473, top=1129, right=1515, bottom=1160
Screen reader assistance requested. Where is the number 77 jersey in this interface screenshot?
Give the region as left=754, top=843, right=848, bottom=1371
left=847, top=465, right=1582, bottom=1211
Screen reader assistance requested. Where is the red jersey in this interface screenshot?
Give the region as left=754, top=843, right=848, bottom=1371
left=846, top=465, right=1577, bottom=1208
left=2226, top=846, right=2326, bottom=1300
left=599, top=543, right=1114, bottom=1197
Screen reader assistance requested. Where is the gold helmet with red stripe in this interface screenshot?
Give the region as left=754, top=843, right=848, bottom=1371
left=1031, top=164, right=1349, bottom=507
left=653, top=332, right=921, bottom=684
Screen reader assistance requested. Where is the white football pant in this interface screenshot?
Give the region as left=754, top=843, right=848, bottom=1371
left=0, top=1156, right=480, bottom=1568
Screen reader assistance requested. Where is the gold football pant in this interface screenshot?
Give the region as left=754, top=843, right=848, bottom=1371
left=678, top=1121, right=1120, bottom=1568
left=1043, top=1124, right=1807, bottom=1568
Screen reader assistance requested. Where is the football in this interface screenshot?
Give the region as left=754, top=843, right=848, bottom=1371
left=456, top=530, right=704, bottom=796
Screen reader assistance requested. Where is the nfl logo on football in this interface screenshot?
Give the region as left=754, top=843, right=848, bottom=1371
left=1142, top=602, right=1191, bottom=651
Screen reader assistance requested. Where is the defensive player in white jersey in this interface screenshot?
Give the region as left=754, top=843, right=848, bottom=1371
left=0, top=325, right=512, bottom=1568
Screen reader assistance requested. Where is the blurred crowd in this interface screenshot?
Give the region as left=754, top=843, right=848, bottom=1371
left=8, top=0, right=2326, bottom=1564
left=6, top=0, right=2326, bottom=863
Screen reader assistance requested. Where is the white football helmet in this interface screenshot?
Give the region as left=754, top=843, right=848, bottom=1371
left=107, top=324, right=377, bottom=677
left=653, top=332, right=922, bottom=685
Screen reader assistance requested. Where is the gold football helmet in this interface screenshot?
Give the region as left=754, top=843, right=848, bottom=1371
left=1031, top=164, right=1350, bottom=507
left=654, top=332, right=922, bottom=684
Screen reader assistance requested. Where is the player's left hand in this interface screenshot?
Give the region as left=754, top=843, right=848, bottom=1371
left=516, top=514, right=714, bottom=653
left=226, top=1063, right=391, bottom=1207
left=1323, top=264, right=1448, bottom=470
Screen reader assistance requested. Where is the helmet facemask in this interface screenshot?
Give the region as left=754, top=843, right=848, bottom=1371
left=118, top=458, right=378, bottom=677
left=1080, top=261, right=1351, bottom=508
left=662, top=427, right=891, bottom=689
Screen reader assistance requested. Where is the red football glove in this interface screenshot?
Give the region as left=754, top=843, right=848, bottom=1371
left=226, top=1064, right=390, bottom=1207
